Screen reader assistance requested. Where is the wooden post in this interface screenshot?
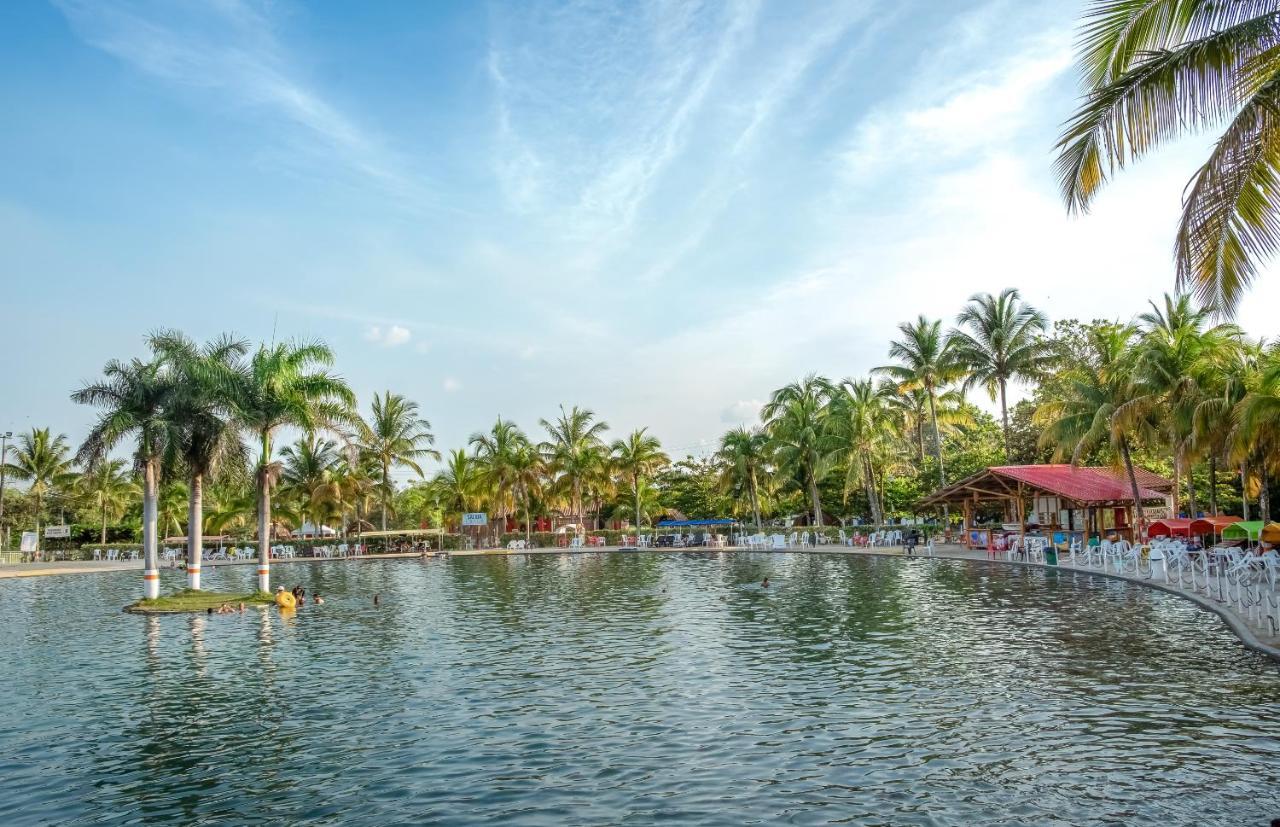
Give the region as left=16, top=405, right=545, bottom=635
left=1016, top=484, right=1026, bottom=551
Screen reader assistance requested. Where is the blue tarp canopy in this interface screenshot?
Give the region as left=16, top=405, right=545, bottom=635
left=656, top=519, right=736, bottom=527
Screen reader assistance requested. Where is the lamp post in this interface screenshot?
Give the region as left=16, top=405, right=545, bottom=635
left=0, top=431, right=11, bottom=550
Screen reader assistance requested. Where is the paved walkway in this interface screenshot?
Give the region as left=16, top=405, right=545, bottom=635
left=4, top=543, right=1276, bottom=660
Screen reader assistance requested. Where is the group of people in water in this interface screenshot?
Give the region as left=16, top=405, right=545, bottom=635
left=274, top=585, right=325, bottom=610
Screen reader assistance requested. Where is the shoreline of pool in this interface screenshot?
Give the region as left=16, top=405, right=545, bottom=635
left=5, top=543, right=1278, bottom=662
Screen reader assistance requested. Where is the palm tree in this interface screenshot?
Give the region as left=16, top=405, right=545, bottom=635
left=761, top=375, right=835, bottom=527
left=1233, top=342, right=1280, bottom=522
left=431, top=449, right=485, bottom=530
left=1056, top=0, right=1280, bottom=314
left=279, top=432, right=341, bottom=536
left=361, top=391, right=437, bottom=531
left=470, top=418, right=526, bottom=538
left=1133, top=294, right=1242, bottom=515
left=231, top=341, right=356, bottom=593
left=539, top=406, right=609, bottom=533
left=1036, top=323, right=1159, bottom=529
left=151, top=330, right=248, bottom=589
left=2, top=428, right=75, bottom=554
left=611, top=428, right=669, bottom=533
left=716, top=426, right=770, bottom=530
left=508, top=439, right=544, bottom=544
left=826, top=379, right=894, bottom=526
left=949, top=289, right=1049, bottom=459
left=75, top=458, right=139, bottom=544
left=72, top=358, right=173, bottom=598
left=878, top=316, right=964, bottom=487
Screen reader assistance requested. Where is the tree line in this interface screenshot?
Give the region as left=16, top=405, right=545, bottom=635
left=2, top=290, right=1278, bottom=594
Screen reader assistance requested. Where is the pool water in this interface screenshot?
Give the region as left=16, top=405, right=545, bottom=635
left=1, top=552, right=1277, bottom=826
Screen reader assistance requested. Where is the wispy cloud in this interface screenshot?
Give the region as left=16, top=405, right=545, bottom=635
left=364, top=324, right=412, bottom=347
left=54, top=0, right=425, bottom=203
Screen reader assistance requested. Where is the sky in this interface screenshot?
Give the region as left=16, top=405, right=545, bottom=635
left=2, top=0, right=1278, bottom=476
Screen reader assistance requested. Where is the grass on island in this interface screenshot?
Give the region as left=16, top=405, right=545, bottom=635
left=125, top=588, right=276, bottom=614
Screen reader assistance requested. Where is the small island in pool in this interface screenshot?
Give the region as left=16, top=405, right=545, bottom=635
left=124, top=589, right=276, bottom=614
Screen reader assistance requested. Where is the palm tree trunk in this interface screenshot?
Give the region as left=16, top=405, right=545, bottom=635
left=101, top=501, right=108, bottom=546
left=1171, top=459, right=1181, bottom=517
left=1187, top=462, right=1197, bottom=518
left=34, top=492, right=42, bottom=556
left=523, top=489, right=532, bottom=546
left=381, top=466, right=389, bottom=532
left=574, top=480, right=583, bottom=534
left=749, top=469, right=762, bottom=531
left=1119, top=436, right=1146, bottom=536
left=633, top=473, right=642, bottom=536
left=809, top=476, right=824, bottom=528
left=1242, top=462, right=1251, bottom=521
left=142, top=459, right=160, bottom=600
left=916, top=422, right=925, bottom=464
left=999, top=379, right=1010, bottom=462
left=187, top=472, right=203, bottom=590
left=1208, top=456, right=1217, bottom=515
left=256, top=431, right=272, bottom=594
left=927, top=391, right=946, bottom=485
left=1262, top=468, right=1272, bottom=524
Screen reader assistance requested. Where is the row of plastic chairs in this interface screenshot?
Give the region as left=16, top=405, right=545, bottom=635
left=92, top=548, right=140, bottom=562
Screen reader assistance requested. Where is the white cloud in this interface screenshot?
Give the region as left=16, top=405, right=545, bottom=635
left=721, top=400, right=763, bottom=424
left=364, top=324, right=412, bottom=347
left=442, top=377, right=461, bottom=393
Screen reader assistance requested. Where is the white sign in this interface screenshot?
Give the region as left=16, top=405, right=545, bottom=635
left=461, top=512, right=488, bottom=527
left=44, top=525, right=71, bottom=539
left=20, top=532, right=38, bottom=552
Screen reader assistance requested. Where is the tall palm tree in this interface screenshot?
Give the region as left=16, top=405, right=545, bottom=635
left=761, top=375, right=835, bottom=527
left=151, top=330, right=248, bottom=589
left=826, top=379, right=894, bottom=526
left=431, top=449, right=485, bottom=529
left=948, top=288, right=1049, bottom=459
left=2, top=428, right=75, bottom=554
left=539, top=406, right=609, bottom=532
left=73, top=358, right=173, bottom=598
left=1056, top=0, right=1280, bottom=314
left=716, top=426, right=771, bottom=530
left=1133, top=294, right=1242, bottom=514
left=611, top=427, right=669, bottom=533
left=878, top=316, right=964, bottom=488
left=1232, top=342, right=1280, bottom=522
left=231, top=341, right=356, bottom=593
left=508, top=439, right=544, bottom=544
left=470, top=418, right=526, bottom=536
left=1037, top=323, right=1159, bottom=528
left=361, top=391, right=437, bottom=531
left=280, top=432, right=341, bottom=536
left=75, top=458, right=139, bottom=544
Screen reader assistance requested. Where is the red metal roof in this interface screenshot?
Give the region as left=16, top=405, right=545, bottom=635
left=1188, top=515, right=1241, bottom=535
left=987, top=464, right=1172, bottom=504
left=1148, top=518, right=1192, bottom=537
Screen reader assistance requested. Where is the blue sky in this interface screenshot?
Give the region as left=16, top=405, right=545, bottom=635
left=2, top=0, right=1277, bottom=470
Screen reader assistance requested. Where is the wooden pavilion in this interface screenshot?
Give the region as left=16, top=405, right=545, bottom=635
left=919, top=464, right=1174, bottom=549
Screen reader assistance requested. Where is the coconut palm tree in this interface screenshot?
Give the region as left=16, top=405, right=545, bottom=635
left=75, top=458, right=139, bottom=544
left=2, top=428, right=75, bottom=554
left=716, top=426, right=771, bottom=530
left=470, top=418, right=527, bottom=537
left=761, top=375, right=835, bottom=527
left=611, top=428, right=669, bottom=533
left=878, top=316, right=964, bottom=488
left=1232, top=342, right=1280, bottom=522
left=1056, top=0, right=1280, bottom=314
left=826, top=379, right=895, bottom=526
left=231, top=340, right=356, bottom=592
left=280, top=431, right=341, bottom=536
left=431, top=449, right=485, bottom=530
left=150, top=330, right=248, bottom=589
left=360, top=391, right=437, bottom=531
left=539, top=406, right=609, bottom=533
left=948, top=289, right=1049, bottom=459
left=1133, top=294, right=1243, bottom=514
left=1036, top=323, right=1160, bottom=528
left=508, top=439, right=544, bottom=544
left=72, top=358, right=173, bottom=598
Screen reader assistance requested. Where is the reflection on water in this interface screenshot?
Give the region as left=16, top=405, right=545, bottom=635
left=0, top=553, right=1278, bottom=826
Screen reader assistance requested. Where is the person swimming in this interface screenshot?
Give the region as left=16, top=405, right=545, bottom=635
left=313, top=594, right=324, bottom=605
left=373, top=593, right=380, bottom=607
left=216, top=603, right=234, bottom=614
left=761, top=577, right=770, bottom=589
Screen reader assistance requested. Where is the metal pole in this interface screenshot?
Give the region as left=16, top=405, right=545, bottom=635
left=0, top=432, right=10, bottom=551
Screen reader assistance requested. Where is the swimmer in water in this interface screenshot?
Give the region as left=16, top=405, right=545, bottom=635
left=761, top=577, right=770, bottom=588
left=374, top=594, right=380, bottom=607
left=314, top=594, right=324, bottom=605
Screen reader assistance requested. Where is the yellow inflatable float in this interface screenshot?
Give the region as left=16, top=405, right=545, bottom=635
left=274, top=588, right=296, bottom=610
